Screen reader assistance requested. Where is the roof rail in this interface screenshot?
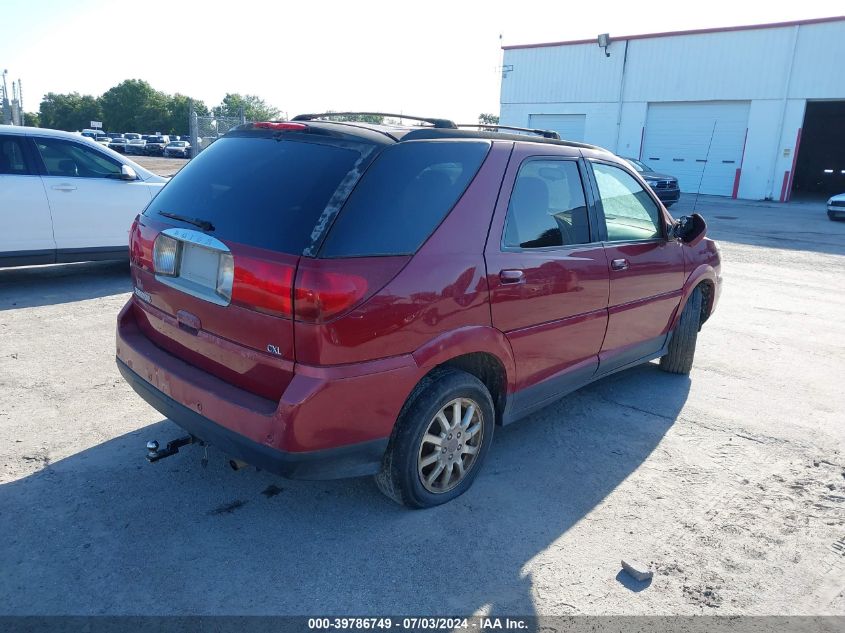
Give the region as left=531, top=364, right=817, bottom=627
left=293, top=112, right=457, bottom=129
left=456, top=124, right=561, bottom=140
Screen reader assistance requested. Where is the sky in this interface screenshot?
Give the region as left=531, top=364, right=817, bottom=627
left=1, top=0, right=843, bottom=124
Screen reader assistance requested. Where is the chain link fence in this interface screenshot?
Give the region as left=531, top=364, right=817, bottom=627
left=189, top=105, right=247, bottom=158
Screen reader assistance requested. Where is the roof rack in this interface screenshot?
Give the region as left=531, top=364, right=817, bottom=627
left=293, top=112, right=457, bottom=129
left=456, top=124, right=561, bottom=140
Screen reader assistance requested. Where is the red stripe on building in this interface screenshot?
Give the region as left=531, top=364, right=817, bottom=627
left=780, top=171, right=790, bottom=202
left=732, top=128, right=749, bottom=199
left=502, top=16, right=845, bottom=50
left=638, top=126, right=645, bottom=160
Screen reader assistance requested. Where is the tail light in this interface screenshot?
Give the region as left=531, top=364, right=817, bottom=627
left=129, top=215, right=155, bottom=271
left=230, top=256, right=295, bottom=317
left=226, top=256, right=369, bottom=322
left=294, top=269, right=368, bottom=322
left=152, top=234, right=181, bottom=276
left=292, top=257, right=409, bottom=324
left=253, top=122, right=307, bottom=131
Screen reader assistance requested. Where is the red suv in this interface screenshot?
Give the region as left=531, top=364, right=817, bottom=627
left=116, top=113, right=721, bottom=508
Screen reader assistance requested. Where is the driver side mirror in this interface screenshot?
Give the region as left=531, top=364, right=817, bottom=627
left=672, top=213, right=707, bottom=246
left=120, top=164, right=138, bottom=181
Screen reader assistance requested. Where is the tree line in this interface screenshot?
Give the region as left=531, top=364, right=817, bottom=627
left=26, top=79, right=281, bottom=135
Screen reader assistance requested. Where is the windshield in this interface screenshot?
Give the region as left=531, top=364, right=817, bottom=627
left=168, top=142, right=187, bottom=147
left=145, top=135, right=368, bottom=253
left=148, top=137, right=164, bottom=143
left=112, top=138, right=127, bottom=143
left=129, top=139, right=144, bottom=144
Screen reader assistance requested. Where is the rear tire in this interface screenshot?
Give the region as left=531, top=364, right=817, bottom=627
left=375, top=368, right=494, bottom=508
left=660, top=286, right=703, bottom=375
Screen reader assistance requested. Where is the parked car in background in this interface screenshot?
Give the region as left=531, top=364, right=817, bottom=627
left=0, top=125, right=167, bottom=267
left=144, top=135, right=170, bottom=156
left=125, top=139, right=147, bottom=155
left=117, top=115, right=720, bottom=508
left=124, top=133, right=141, bottom=141
left=95, top=136, right=111, bottom=146
left=108, top=137, right=129, bottom=153
left=108, top=133, right=124, bottom=141
left=163, top=140, right=190, bottom=158
left=624, top=157, right=681, bottom=207
left=828, top=193, right=845, bottom=221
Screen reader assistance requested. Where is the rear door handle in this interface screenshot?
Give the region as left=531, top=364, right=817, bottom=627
left=51, top=184, right=77, bottom=192
left=499, top=269, right=525, bottom=284
left=611, top=258, right=629, bottom=271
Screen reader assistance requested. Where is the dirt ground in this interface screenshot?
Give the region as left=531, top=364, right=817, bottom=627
left=130, top=154, right=188, bottom=177
left=0, top=194, right=843, bottom=616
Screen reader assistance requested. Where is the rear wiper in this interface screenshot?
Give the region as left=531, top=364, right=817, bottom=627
left=158, top=211, right=215, bottom=232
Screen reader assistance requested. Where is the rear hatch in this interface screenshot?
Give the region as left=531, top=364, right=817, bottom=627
left=129, top=124, right=383, bottom=400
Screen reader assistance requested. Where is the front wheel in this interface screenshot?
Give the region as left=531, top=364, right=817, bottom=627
left=660, top=286, right=704, bottom=375
left=375, top=369, right=494, bottom=508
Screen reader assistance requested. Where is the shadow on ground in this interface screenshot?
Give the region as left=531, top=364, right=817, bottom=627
left=0, top=261, right=130, bottom=310
left=0, top=364, right=690, bottom=615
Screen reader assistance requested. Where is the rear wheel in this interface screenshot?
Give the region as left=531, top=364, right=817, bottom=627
left=375, top=369, right=494, bottom=508
left=660, top=286, right=704, bottom=375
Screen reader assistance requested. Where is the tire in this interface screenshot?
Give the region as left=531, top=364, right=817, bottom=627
left=375, top=368, right=495, bottom=508
left=660, top=286, right=704, bottom=375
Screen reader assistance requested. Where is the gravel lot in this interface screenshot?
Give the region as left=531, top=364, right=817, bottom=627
left=0, top=193, right=843, bottom=616
left=131, top=155, right=189, bottom=177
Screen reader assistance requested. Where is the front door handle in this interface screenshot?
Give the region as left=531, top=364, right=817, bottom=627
left=51, top=184, right=77, bottom=192
left=611, top=258, right=629, bottom=271
left=499, top=269, right=525, bottom=284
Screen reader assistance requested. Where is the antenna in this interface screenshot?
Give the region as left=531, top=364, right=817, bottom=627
left=692, top=121, right=717, bottom=212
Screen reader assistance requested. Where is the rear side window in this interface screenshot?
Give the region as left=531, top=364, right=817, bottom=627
left=320, top=140, right=491, bottom=257
left=503, top=159, right=590, bottom=249
left=144, top=136, right=364, bottom=253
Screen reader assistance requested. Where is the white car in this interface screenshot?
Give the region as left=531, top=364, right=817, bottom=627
left=827, top=193, right=845, bottom=221
left=0, top=125, right=167, bottom=267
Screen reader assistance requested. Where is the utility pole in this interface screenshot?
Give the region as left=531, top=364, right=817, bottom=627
left=1, top=70, right=10, bottom=125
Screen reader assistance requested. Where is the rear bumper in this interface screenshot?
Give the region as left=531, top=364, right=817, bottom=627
left=116, top=298, right=421, bottom=479
left=117, top=358, right=387, bottom=479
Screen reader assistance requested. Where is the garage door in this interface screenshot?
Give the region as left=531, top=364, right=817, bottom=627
left=641, top=102, right=749, bottom=196
left=528, top=114, right=586, bottom=143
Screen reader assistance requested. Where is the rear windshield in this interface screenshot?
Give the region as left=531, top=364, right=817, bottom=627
left=144, top=136, right=364, bottom=253
left=320, top=140, right=490, bottom=257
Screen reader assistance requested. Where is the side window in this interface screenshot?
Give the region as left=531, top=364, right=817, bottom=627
left=592, top=163, right=662, bottom=241
left=0, top=136, right=32, bottom=175
left=34, top=138, right=122, bottom=179
left=503, top=159, right=591, bottom=249
left=320, top=140, right=491, bottom=257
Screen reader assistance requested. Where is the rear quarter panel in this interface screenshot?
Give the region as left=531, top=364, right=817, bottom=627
left=294, top=141, right=514, bottom=367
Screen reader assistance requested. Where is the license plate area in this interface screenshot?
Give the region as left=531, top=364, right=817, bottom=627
left=180, top=243, right=219, bottom=287
left=155, top=228, right=232, bottom=307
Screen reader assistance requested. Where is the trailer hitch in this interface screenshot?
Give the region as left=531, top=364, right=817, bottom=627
left=146, top=435, right=195, bottom=463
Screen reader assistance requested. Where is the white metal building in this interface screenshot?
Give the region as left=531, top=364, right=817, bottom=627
left=499, top=17, right=845, bottom=201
